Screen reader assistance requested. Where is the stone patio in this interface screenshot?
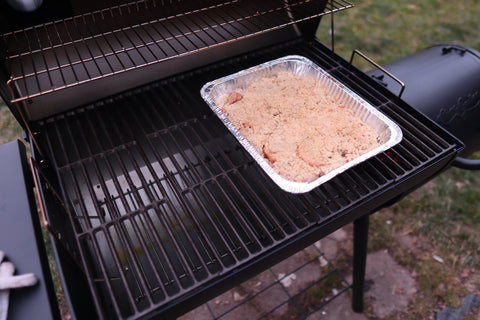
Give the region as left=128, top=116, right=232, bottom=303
left=179, top=227, right=419, bottom=319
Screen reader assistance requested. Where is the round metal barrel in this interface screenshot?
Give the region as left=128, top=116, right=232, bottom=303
left=367, top=44, right=480, bottom=169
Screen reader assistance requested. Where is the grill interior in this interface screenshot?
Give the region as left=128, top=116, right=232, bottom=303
left=33, top=38, right=461, bottom=319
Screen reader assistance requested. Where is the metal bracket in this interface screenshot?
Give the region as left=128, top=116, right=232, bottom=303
left=349, top=49, right=406, bottom=98
left=330, top=0, right=335, bottom=53
left=29, top=158, right=64, bottom=238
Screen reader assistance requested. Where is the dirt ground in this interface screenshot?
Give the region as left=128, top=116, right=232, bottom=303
left=179, top=224, right=480, bottom=320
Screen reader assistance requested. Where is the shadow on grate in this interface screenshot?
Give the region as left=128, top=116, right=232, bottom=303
left=180, top=244, right=351, bottom=320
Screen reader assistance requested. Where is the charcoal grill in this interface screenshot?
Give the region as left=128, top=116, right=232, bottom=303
left=0, top=1, right=465, bottom=319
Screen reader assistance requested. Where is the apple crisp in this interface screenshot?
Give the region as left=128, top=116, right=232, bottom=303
left=219, top=71, right=380, bottom=182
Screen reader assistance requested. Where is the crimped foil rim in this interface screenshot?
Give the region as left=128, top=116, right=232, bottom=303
left=201, top=55, right=403, bottom=193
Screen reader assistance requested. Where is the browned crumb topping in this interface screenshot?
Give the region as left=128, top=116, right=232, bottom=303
left=220, top=71, right=380, bottom=182
left=225, top=91, right=243, bottom=105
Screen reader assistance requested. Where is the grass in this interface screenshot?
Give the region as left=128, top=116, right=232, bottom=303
left=317, top=0, right=480, bottom=68
left=394, top=167, right=480, bottom=267
left=366, top=168, right=480, bottom=318
left=373, top=174, right=480, bottom=268
left=1, top=1, right=480, bottom=319
left=0, top=103, right=23, bottom=145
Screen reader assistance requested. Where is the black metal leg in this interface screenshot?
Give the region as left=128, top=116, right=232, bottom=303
left=352, top=214, right=369, bottom=312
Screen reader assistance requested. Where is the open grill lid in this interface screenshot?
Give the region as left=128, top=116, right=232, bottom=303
left=0, top=0, right=353, bottom=126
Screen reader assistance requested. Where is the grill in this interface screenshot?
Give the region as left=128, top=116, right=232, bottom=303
left=1, top=0, right=351, bottom=120
left=0, top=1, right=464, bottom=319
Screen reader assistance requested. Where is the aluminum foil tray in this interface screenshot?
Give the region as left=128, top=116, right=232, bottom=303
left=200, top=55, right=403, bottom=193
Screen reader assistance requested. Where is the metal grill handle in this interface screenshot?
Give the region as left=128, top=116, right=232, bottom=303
left=349, top=49, right=405, bottom=98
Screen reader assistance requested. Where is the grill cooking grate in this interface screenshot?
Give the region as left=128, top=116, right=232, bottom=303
left=35, top=39, right=460, bottom=319
left=1, top=0, right=352, bottom=104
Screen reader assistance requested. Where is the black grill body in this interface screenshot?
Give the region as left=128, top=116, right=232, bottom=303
left=32, top=38, right=462, bottom=319
left=0, top=1, right=464, bottom=319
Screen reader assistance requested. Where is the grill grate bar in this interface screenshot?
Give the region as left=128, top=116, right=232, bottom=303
left=142, top=85, right=278, bottom=251
left=123, top=96, right=255, bottom=274
left=57, top=119, right=106, bottom=229
left=173, top=83, right=308, bottom=234
left=45, top=104, right=224, bottom=312
left=54, top=118, right=183, bottom=311
left=118, top=148, right=207, bottom=285
left=381, top=104, right=448, bottom=153
left=111, top=103, right=220, bottom=281
left=392, top=144, right=421, bottom=168
left=137, top=100, right=264, bottom=255
left=96, top=222, right=154, bottom=315
left=82, top=230, right=131, bottom=317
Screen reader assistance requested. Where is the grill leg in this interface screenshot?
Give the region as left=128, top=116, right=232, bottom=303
left=352, top=214, right=369, bottom=312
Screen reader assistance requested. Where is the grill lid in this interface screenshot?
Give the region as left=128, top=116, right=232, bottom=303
left=0, top=0, right=353, bottom=125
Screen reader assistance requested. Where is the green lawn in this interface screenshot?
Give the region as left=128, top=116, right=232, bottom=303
left=0, top=102, right=23, bottom=145
left=317, top=0, right=480, bottom=67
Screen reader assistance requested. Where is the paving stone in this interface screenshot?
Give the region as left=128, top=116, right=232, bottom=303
left=436, top=293, right=480, bottom=320
left=313, top=237, right=338, bottom=261
left=328, top=228, right=348, bottom=242
left=364, top=250, right=416, bottom=318
left=271, top=251, right=324, bottom=297
left=307, top=295, right=368, bottom=320
left=178, top=304, right=212, bottom=320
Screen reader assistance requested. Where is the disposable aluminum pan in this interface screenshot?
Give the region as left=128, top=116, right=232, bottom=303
left=200, top=55, right=402, bottom=193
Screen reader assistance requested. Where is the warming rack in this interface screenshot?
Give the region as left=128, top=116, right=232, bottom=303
left=1, top=0, right=352, bottom=104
